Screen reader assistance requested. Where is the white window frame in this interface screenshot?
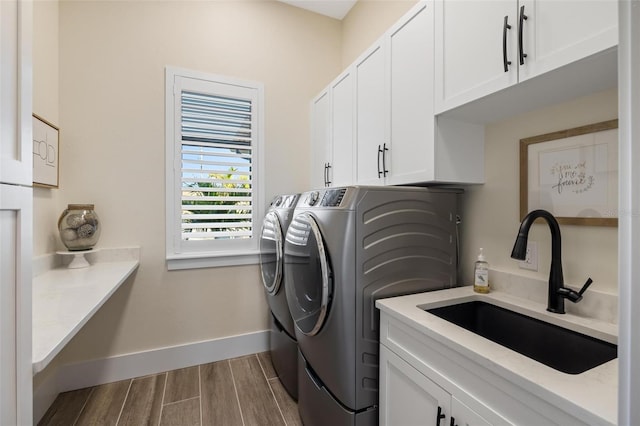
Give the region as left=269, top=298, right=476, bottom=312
left=165, top=66, right=265, bottom=270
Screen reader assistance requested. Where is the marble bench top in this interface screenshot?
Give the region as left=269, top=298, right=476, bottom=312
left=32, top=247, right=140, bottom=374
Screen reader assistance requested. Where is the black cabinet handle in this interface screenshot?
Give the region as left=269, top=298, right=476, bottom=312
left=503, top=16, right=512, bottom=72
left=519, top=5, right=528, bottom=65
left=323, top=163, right=326, bottom=186
left=323, top=163, right=327, bottom=186
left=450, top=416, right=458, bottom=426
left=377, top=145, right=383, bottom=178
left=436, top=406, right=446, bottom=426
left=326, top=163, right=332, bottom=186
left=382, top=143, right=389, bottom=177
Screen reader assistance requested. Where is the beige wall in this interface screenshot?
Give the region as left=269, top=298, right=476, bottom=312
left=460, top=89, right=619, bottom=294
left=33, top=0, right=342, bottom=370
left=341, top=0, right=418, bottom=67
left=33, top=0, right=61, bottom=256
left=33, top=0, right=618, bottom=384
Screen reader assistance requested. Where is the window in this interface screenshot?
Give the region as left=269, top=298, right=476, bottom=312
left=165, top=67, right=264, bottom=270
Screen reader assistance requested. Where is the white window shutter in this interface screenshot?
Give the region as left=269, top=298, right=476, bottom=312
left=180, top=91, right=254, bottom=241
left=166, top=68, right=264, bottom=268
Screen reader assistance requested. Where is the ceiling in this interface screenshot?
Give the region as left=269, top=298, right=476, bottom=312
left=277, top=0, right=358, bottom=20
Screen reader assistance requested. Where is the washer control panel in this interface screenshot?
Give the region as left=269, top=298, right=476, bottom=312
left=321, top=188, right=347, bottom=207
left=301, top=188, right=348, bottom=207
left=307, top=191, right=320, bottom=206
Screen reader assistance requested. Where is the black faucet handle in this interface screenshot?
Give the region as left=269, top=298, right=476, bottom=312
left=578, top=277, right=593, bottom=296
left=557, top=277, right=593, bottom=303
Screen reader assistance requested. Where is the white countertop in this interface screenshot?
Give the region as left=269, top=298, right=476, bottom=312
left=32, top=248, right=139, bottom=374
left=376, top=287, right=618, bottom=425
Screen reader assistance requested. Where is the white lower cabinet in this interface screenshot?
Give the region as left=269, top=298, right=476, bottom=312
left=452, top=397, right=493, bottom=426
left=380, top=345, right=497, bottom=426
left=379, top=311, right=613, bottom=426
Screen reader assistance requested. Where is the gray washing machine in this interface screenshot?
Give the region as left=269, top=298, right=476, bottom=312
left=259, top=194, right=300, bottom=399
left=284, top=186, right=460, bottom=426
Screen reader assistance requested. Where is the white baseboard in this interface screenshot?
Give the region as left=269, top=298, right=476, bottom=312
left=34, top=330, right=269, bottom=423
left=33, top=371, right=60, bottom=426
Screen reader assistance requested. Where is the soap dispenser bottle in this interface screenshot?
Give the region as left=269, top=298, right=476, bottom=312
left=473, top=248, right=490, bottom=294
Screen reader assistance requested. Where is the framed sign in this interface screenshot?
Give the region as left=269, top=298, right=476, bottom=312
left=520, top=119, right=618, bottom=227
left=32, top=114, right=59, bottom=188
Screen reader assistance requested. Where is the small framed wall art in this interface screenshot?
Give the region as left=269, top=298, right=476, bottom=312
left=32, top=114, right=59, bottom=188
left=520, top=119, right=618, bottom=227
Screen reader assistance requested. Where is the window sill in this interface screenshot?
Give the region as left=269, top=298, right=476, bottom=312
left=166, top=250, right=260, bottom=270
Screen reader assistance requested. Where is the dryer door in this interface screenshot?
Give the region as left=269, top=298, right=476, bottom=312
left=259, top=211, right=283, bottom=295
left=284, top=212, right=332, bottom=336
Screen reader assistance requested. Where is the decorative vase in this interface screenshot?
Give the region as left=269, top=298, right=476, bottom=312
left=58, top=204, right=101, bottom=251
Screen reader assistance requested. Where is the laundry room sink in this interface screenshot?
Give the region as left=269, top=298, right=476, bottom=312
left=426, top=301, right=617, bottom=374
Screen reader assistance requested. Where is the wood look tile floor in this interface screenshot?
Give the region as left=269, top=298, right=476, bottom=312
left=39, top=352, right=302, bottom=426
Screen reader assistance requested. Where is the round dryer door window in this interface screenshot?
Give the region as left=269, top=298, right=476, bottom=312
left=284, top=212, right=332, bottom=336
left=259, top=211, right=283, bottom=295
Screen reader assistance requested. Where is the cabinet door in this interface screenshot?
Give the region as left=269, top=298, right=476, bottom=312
left=380, top=345, right=451, bottom=426
left=310, top=90, right=331, bottom=189
left=386, top=2, right=435, bottom=185
left=355, top=41, right=388, bottom=186
left=434, top=0, right=517, bottom=114
left=330, top=70, right=354, bottom=188
left=0, top=0, right=32, bottom=186
left=518, top=0, right=618, bottom=82
left=451, top=397, right=493, bottom=426
left=0, top=184, right=32, bottom=426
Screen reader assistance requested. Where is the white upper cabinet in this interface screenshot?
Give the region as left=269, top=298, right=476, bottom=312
left=310, top=68, right=356, bottom=189
left=434, top=0, right=517, bottom=114
left=330, top=70, right=355, bottom=188
left=355, top=42, right=387, bottom=186
left=0, top=0, right=32, bottom=187
left=386, top=3, right=436, bottom=186
left=355, top=1, right=483, bottom=186
left=435, top=0, right=618, bottom=114
left=310, top=89, right=331, bottom=189
left=356, top=4, right=435, bottom=186
left=517, top=0, right=618, bottom=82
left=313, top=1, right=484, bottom=187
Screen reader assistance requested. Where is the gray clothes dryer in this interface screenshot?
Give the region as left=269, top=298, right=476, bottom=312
left=259, top=193, right=300, bottom=400
left=284, top=186, right=460, bottom=426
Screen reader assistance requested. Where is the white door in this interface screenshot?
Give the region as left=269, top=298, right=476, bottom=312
left=0, top=184, right=32, bottom=426
left=330, top=70, right=354, bottom=188
left=355, top=41, right=388, bottom=186
left=387, top=2, right=436, bottom=185
left=518, top=0, right=618, bottom=82
left=0, top=1, right=32, bottom=423
left=0, top=0, right=32, bottom=186
left=380, top=346, right=451, bottom=426
left=310, top=90, right=331, bottom=189
left=434, top=0, right=517, bottom=113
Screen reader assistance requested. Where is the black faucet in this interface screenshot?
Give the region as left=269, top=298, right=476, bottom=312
left=510, top=209, right=593, bottom=314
